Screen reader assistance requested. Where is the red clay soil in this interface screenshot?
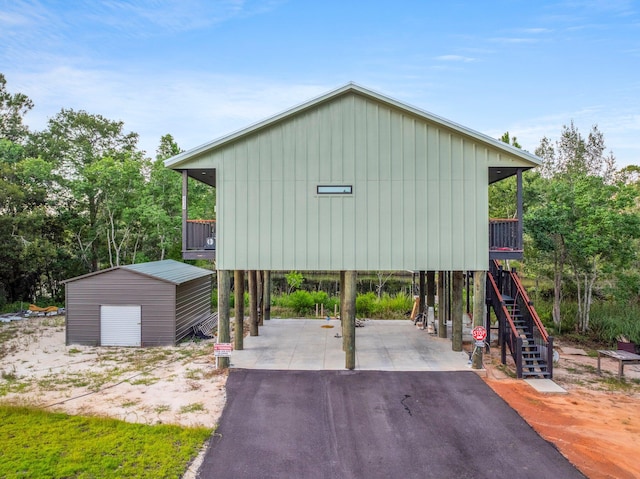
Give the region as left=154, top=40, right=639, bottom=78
left=485, top=377, right=640, bottom=479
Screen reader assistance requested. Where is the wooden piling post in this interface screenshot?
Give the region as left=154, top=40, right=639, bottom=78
left=340, top=270, right=346, bottom=351
left=418, top=271, right=426, bottom=317
left=181, top=171, right=188, bottom=254
left=438, top=271, right=447, bottom=338
left=452, top=271, right=464, bottom=352
left=248, top=270, right=258, bottom=336
left=473, top=270, right=486, bottom=369
left=263, top=270, right=271, bottom=321
left=217, top=270, right=231, bottom=368
left=257, top=271, right=264, bottom=326
left=234, top=270, right=245, bottom=350
left=344, top=271, right=357, bottom=370
left=427, top=271, right=435, bottom=310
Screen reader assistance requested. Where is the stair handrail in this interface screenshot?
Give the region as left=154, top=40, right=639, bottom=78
left=487, top=270, right=523, bottom=377
left=508, top=270, right=549, bottom=343
left=493, top=260, right=553, bottom=379
left=487, top=272, right=519, bottom=337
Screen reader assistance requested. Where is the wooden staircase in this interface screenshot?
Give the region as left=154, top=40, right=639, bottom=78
left=488, top=261, right=554, bottom=379
left=503, top=296, right=551, bottom=378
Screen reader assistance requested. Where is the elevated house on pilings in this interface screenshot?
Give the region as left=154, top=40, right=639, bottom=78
left=165, top=83, right=550, bottom=376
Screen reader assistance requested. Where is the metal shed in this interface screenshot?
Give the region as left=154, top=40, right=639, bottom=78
left=64, top=260, right=213, bottom=346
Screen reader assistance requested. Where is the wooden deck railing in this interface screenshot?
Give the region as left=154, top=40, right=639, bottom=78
left=489, top=218, right=522, bottom=252
left=186, top=220, right=216, bottom=250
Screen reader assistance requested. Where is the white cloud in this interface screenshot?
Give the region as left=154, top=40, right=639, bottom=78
left=11, top=66, right=330, bottom=157
left=518, top=27, right=552, bottom=34
left=489, top=37, right=540, bottom=44
left=434, top=55, right=477, bottom=63
left=488, top=107, right=640, bottom=166
left=76, top=0, right=285, bottom=35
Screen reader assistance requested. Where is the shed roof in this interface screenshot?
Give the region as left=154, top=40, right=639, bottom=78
left=63, top=260, right=213, bottom=285
left=164, top=82, right=542, bottom=173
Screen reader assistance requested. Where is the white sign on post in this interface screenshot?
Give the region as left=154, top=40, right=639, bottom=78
left=214, top=343, right=233, bottom=357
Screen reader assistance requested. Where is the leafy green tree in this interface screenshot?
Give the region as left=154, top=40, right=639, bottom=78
left=87, top=155, right=146, bottom=266
left=31, top=109, right=141, bottom=271
left=138, top=134, right=183, bottom=261
left=0, top=140, right=66, bottom=305
left=525, top=123, right=640, bottom=331
left=285, top=271, right=304, bottom=293
left=499, top=131, right=521, bottom=149
left=0, top=73, right=33, bottom=142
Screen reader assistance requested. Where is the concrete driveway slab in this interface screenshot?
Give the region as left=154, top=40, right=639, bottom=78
left=229, top=319, right=470, bottom=371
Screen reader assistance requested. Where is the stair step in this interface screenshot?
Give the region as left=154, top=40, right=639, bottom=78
left=524, top=358, right=545, bottom=363
left=524, top=361, right=546, bottom=368
left=522, top=371, right=551, bottom=378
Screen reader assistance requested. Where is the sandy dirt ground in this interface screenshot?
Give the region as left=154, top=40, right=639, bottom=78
left=2, top=317, right=640, bottom=479
left=0, top=316, right=226, bottom=429
left=483, top=342, right=640, bottom=479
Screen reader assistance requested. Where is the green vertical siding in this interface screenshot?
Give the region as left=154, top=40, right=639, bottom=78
left=182, top=91, right=530, bottom=272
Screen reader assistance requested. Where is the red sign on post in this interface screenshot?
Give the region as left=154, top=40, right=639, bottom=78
left=214, top=343, right=233, bottom=357
left=472, top=326, right=487, bottom=342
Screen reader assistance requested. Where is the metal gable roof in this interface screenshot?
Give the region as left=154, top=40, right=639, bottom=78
left=122, top=260, right=213, bottom=285
left=164, top=82, right=542, bottom=169
left=63, top=260, right=213, bottom=285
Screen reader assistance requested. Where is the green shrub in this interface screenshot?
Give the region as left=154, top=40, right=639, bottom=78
left=228, top=291, right=250, bottom=309
left=378, top=292, right=413, bottom=316
left=589, top=302, right=640, bottom=344
left=530, top=299, right=578, bottom=335
left=310, top=291, right=329, bottom=307
left=533, top=300, right=640, bottom=344
left=356, top=292, right=378, bottom=317
left=285, top=290, right=315, bottom=315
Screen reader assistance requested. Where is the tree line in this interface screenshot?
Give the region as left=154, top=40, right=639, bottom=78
left=0, top=73, right=214, bottom=306
left=491, top=130, right=640, bottom=337
left=2, top=73, right=639, bottom=340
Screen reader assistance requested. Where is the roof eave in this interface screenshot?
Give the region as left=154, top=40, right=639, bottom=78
left=164, top=82, right=542, bottom=169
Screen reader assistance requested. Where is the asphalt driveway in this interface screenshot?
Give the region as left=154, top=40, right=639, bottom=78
left=198, top=370, right=584, bottom=479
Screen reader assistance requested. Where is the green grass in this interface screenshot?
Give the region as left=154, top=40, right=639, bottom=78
left=268, top=290, right=413, bottom=319
left=179, top=403, right=205, bottom=414
left=0, top=405, right=211, bottom=478
left=533, top=299, right=640, bottom=345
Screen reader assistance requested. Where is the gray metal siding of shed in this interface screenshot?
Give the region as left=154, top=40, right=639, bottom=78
left=175, top=276, right=212, bottom=341
left=175, top=277, right=212, bottom=341
left=195, top=93, right=493, bottom=271
left=66, top=269, right=176, bottom=346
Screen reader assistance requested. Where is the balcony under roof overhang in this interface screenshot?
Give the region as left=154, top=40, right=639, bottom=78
left=180, top=168, right=216, bottom=187
left=489, top=166, right=530, bottom=184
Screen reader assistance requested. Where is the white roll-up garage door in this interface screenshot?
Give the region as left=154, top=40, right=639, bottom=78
left=100, top=305, right=142, bottom=346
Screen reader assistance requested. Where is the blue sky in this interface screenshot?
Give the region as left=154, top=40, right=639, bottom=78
left=1, top=0, right=639, bottom=166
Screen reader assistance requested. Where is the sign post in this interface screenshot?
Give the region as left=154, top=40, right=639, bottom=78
left=471, top=326, right=487, bottom=368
